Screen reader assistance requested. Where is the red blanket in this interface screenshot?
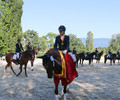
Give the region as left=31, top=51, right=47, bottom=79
left=53, top=53, right=77, bottom=85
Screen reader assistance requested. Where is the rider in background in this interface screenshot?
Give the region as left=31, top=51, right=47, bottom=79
left=27, top=42, right=32, bottom=50
left=73, top=47, right=77, bottom=54
left=117, top=50, right=119, bottom=55
left=95, top=48, right=98, bottom=58
left=108, top=49, right=111, bottom=58
left=16, top=39, right=24, bottom=64
left=117, top=50, right=119, bottom=58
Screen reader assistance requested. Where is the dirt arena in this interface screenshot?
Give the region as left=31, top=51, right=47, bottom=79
left=0, top=59, right=120, bottom=100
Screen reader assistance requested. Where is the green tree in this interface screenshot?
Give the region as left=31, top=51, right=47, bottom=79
left=22, top=30, right=41, bottom=49
left=108, top=33, right=120, bottom=53
left=0, top=0, right=23, bottom=55
left=39, top=36, right=47, bottom=51
left=45, top=32, right=57, bottom=48
left=86, top=31, right=94, bottom=52
left=69, top=34, right=86, bottom=53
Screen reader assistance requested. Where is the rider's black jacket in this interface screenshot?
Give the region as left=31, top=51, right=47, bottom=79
left=54, top=35, right=70, bottom=51
left=16, top=43, right=24, bottom=53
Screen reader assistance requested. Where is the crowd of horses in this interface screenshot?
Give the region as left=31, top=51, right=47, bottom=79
left=75, top=51, right=120, bottom=67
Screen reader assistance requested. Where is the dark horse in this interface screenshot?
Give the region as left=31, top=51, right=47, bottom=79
left=115, top=54, right=120, bottom=63
left=5, top=49, right=35, bottom=77
left=79, top=52, right=92, bottom=66
left=104, top=53, right=116, bottom=65
left=91, top=51, right=103, bottom=64
left=38, top=48, right=77, bottom=100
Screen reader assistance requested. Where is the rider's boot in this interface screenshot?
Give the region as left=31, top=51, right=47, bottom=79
left=16, top=59, right=19, bottom=65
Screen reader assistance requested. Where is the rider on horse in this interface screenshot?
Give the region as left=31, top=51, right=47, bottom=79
left=54, top=25, right=76, bottom=62
left=117, top=50, right=119, bottom=58
left=117, top=50, right=119, bottom=55
left=73, top=47, right=77, bottom=54
left=108, top=49, right=111, bottom=58
left=54, top=25, right=78, bottom=91
left=27, top=42, right=32, bottom=50
left=16, top=39, right=24, bottom=64
left=95, top=48, right=98, bottom=58
left=54, top=25, right=69, bottom=53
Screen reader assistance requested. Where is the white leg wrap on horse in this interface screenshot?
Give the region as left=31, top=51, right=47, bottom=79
left=31, top=67, right=33, bottom=70
left=61, top=86, right=64, bottom=95
left=64, top=94, right=67, bottom=100
left=55, top=95, right=59, bottom=100
left=23, top=65, right=25, bottom=69
left=67, top=85, right=69, bottom=89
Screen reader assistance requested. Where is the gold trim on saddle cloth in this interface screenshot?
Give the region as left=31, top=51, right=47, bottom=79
left=53, top=50, right=66, bottom=78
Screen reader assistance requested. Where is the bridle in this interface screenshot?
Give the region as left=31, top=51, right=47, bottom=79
left=50, top=56, right=61, bottom=67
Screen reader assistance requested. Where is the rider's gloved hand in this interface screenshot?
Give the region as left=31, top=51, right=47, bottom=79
left=63, top=50, right=67, bottom=54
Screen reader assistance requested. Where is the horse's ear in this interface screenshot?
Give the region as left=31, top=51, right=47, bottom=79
left=37, top=55, right=45, bottom=59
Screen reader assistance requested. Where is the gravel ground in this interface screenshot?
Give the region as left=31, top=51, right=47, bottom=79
left=0, top=59, right=120, bottom=100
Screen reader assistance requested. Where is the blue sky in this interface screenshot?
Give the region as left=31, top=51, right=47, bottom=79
left=21, top=0, right=120, bottom=38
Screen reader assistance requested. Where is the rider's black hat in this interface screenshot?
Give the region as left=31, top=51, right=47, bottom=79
left=58, top=25, right=66, bottom=31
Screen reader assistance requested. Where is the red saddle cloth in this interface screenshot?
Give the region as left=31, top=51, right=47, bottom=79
left=53, top=53, right=77, bottom=86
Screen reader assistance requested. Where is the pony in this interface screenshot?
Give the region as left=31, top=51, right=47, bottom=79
left=5, top=49, right=35, bottom=77
left=38, top=48, right=77, bottom=100
left=79, top=52, right=92, bottom=66
left=104, top=53, right=116, bottom=65
left=91, top=51, right=103, bottom=64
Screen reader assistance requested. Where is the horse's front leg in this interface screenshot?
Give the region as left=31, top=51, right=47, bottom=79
left=63, top=85, right=67, bottom=100
left=31, top=60, right=34, bottom=71
left=55, top=84, right=59, bottom=100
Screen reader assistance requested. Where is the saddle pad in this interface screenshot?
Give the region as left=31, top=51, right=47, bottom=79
left=13, top=54, right=17, bottom=60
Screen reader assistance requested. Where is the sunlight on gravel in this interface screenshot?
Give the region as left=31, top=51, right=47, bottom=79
left=0, top=59, right=120, bottom=100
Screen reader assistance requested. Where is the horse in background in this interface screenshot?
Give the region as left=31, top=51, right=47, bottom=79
left=91, top=51, right=103, bottom=64
left=79, top=52, right=92, bottom=66
left=30, top=47, right=38, bottom=71
left=115, top=54, right=120, bottom=63
left=5, top=49, right=35, bottom=77
left=75, top=54, right=80, bottom=68
left=104, top=53, right=116, bottom=65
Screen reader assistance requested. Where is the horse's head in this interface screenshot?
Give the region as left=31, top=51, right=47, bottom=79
left=38, top=49, right=61, bottom=79
left=38, top=53, right=53, bottom=78
left=25, top=50, right=35, bottom=60
left=33, top=47, right=38, bottom=55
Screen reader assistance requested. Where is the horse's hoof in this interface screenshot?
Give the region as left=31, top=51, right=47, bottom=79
left=31, top=69, right=34, bottom=71
left=26, top=75, right=28, bottom=77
